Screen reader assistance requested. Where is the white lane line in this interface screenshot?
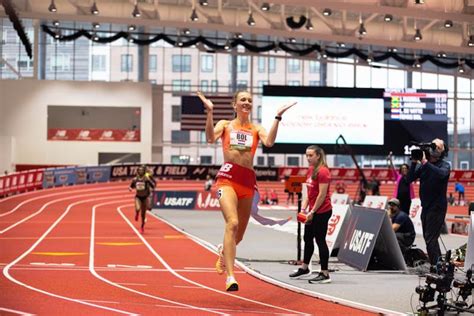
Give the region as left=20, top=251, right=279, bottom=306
left=119, top=206, right=309, bottom=316
left=29, top=262, right=76, bottom=267
left=0, top=188, right=128, bottom=234
left=0, top=307, right=35, bottom=315
left=2, top=196, right=138, bottom=316
left=157, top=213, right=404, bottom=316
left=0, top=185, right=123, bottom=218
left=90, top=202, right=228, bottom=316
left=116, top=283, right=147, bottom=287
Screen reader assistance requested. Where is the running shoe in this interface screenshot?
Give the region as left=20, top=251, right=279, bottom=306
left=215, top=244, right=226, bottom=275
left=135, top=211, right=139, bottom=221
left=289, top=267, right=311, bottom=279
left=139, top=226, right=144, bottom=234
left=308, top=272, right=331, bottom=284
left=226, top=276, right=239, bottom=292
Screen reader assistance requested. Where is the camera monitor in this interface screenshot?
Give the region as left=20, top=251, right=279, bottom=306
left=262, top=86, right=448, bottom=155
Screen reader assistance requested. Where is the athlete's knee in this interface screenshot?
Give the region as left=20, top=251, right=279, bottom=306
left=226, top=218, right=239, bottom=234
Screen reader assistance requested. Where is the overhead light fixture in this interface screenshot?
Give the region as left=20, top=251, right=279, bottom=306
left=132, top=3, right=141, bottom=18
left=182, top=28, right=191, bottom=35
left=458, top=61, right=465, bottom=73
left=384, top=14, right=393, bottom=22
left=128, top=24, right=136, bottom=31
left=223, top=40, right=231, bottom=50
left=366, top=53, right=374, bottom=63
left=358, top=23, right=367, bottom=36
left=388, top=47, right=397, bottom=52
left=261, top=2, right=270, bottom=11
left=128, top=34, right=134, bottom=43
left=323, top=8, right=332, bottom=16
left=234, top=32, right=243, bottom=39
left=247, top=12, right=255, bottom=26
left=414, top=28, right=422, bottom=41
left=444, top=20, right=453, bottom=28
left=48, top=0, right=57, bottom=12
left=92, top=32, right=99, bottom=41
left=436, top=51, right=447, bottom=58
left=90, top=1, right=99, bottom=15
left=53, top=20, right=60, bottom=27
left=199, top=0, right=208, bottom=6
left=92, top=22, right=100, bottom=29
left=176, top=37, right=183, bottom=47
left=54, top=30, right=61, bottom=39
left=288, top=37, right=296, bottom=43
left=337, top=42, right=345, bottom=48
left=305, top=18, right=313, bottom=30
left=468, top=35, right=474, bottom=47
left=190, top=8, right=199, bottom=21
left=413, top=59, right=421, bottom=68
left=414, top=0, right=424, bottom=4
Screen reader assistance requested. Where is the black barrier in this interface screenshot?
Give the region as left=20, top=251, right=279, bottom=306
left=110, top=164, right=279, bottom=181
left=337, top=206, right=406, bottom=271
left=153, top=191, right=197, bottom=209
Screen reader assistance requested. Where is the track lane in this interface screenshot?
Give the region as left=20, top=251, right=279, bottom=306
left=2, top=196, right=139, bottom=315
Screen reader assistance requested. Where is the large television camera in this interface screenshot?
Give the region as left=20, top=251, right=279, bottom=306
left=409, top=141, right=437, bottom=161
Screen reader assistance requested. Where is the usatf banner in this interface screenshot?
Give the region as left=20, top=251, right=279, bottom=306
left=47, top=128, right=140, bottom=142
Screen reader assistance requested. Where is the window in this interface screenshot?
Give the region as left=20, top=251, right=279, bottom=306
left=210, top=80, right=218, bottom=92
left=121, top=54, right=133, bottom=72
left=237, top=80, right=248, bottom=90
left=200, top=156, right=212, bottom=164
left=172, top=80, right=191, bottom=91
left=91, top=54, right=106, bottom=72
left=257, top=156, right=265, bottom=166
left=288, top=80, right=300, bottom=86
left=171, top=130, right=190, bottom=144
left=287, top=157, right=299, bottom=166
left=50, top=53, right=71, bottom=72
left=17, top=57, right=33, bottom=71
left=269, top=57, right=276, bottom=73
left=172, top=54, right=191, bottom=72
left=172, top=105, right=181, bottom=122
left=309, top=80, right=320, bottom=86
left=171, top=155, right=190, bottom=164
left=149, top=54, right=157, bottom=72
left=200, top=80, right=209, bottom=92
left=201, top=55, right=214, bottom=72
left=268, top=156, right=275, bottom=166
left=309, top=61, right=320, bottom=73
left=258, top=57, right=266, bottom=73
left=258, top=80, right=269, bottom=91
left=237, top=56, right=248, bottom=73
left=288, top=59, right=300, bottom=73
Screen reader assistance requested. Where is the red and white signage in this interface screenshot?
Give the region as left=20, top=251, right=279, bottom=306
left=195, top=191, right=220, bottom=211
left=362, top=196, right=388, bottom=209
left=0, top=169, right=43, bottom=197
left=408, top=198, right=423, bottom=235
left=47, top=129, right=140, bottom=142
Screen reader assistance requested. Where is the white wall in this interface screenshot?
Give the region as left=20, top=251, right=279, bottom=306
left=0, top=79, right=152, bottom=167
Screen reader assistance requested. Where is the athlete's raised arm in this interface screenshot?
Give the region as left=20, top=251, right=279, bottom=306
left=259, top=101, right=297, bottom=147
left=197, top=91, right=226, bottom=143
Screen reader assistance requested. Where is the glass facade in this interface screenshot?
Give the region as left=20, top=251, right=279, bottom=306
left=1, top=19, right=473, bottom=168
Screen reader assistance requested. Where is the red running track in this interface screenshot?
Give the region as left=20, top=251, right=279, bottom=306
left=0, top=183, right=377, bottom=315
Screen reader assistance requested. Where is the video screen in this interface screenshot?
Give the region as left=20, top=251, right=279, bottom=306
left=261, top=86, right=448, bottom=155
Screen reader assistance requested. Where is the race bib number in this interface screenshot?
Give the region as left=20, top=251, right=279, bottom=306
left=136, top=181, right=146, bottom=191
left=230, top=130, right=253, bottom=151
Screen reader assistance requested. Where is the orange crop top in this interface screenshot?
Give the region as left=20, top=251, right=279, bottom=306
left=221, top=121, right=259, bottom=156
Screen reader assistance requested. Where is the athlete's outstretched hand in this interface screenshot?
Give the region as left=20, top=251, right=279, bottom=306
left=276, top=101, right=297, bottom=116
left=197, top=91, right=214, bottom=112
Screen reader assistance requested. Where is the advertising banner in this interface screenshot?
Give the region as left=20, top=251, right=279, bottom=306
left=43, top=169, right=55, bottom=188
left=194, top=191, right=220, bottom=211
left=53, top=167, right=77, bottom=186
left=362, top=195, right=388, bottom=209
left=153, top=191, right=197, bottom=209
left=75, top=167, right=87, bottom=185
left=47, top=128, right=140, bottom=142
left=331, top=193, right=350, bottom=205
left=326, top=204, right=351, bottom=255
left=408, top=198, right=423, bottom=235
left=87, top=166, right=111, bottom=183
left=0, top=176, right=5, bottom=196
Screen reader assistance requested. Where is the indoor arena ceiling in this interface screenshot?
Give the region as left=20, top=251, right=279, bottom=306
left=3, top=0, right=474, bottom=56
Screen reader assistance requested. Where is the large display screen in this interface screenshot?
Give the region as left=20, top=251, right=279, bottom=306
left=261, top=86, right=448, bottom=155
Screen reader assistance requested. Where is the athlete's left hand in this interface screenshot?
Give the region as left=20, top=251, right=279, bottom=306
left=276, top=101, right=297, bottom=116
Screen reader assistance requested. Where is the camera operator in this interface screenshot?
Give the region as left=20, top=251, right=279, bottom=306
left=407, top=138, right=450, bottom=266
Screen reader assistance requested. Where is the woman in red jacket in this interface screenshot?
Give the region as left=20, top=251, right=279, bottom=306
left=289, top=145, right=332, bottom=283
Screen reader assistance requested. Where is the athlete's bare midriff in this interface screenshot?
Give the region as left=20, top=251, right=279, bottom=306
left=223, top=150, right=254, bottom=170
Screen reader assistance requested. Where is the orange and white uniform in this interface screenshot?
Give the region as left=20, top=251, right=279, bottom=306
left=216, top=120, right=259, bottom=199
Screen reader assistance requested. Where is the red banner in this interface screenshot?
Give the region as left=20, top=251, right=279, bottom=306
left=278, top=167, right=474, bottom=183
left=47, top=128, right=140, bottom=142
left=194, top=191, right=220, bottom=211
left=0, top=170, right=43, bottom=197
